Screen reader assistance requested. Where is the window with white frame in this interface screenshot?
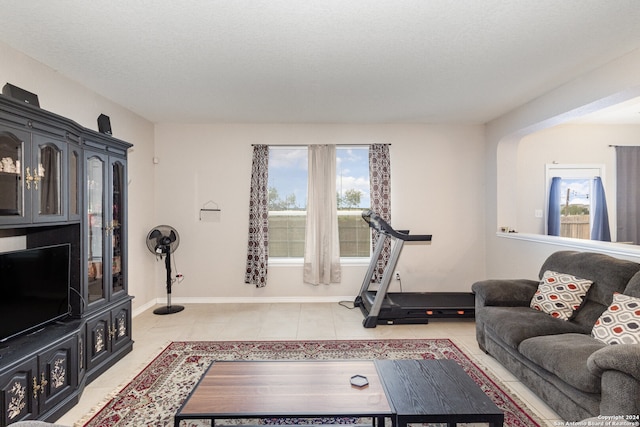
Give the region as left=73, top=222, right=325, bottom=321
left=545, top=164, right=604, bottom=239
left=268, top=146, right=371, bottom=259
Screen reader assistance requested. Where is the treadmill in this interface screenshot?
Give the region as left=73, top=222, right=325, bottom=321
left=354, top=210, right=475, bottom=328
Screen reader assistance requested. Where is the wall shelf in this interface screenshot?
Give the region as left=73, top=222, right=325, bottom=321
left=200, top=201, right=221, bottom=222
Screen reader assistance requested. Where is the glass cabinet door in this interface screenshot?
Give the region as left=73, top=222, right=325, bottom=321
left=87, top=154, right=106, bottom=304
left=37, top=144, right=61, bottom=216
left=0, top=129, right=29, bottom=220
left=32, top=135, right=67, bottom=223
left=111, top=160, right=125, bottom=295
left=0, top=129, right=70, bottom=225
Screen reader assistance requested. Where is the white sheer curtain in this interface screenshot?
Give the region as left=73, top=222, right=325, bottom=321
left=303, top=145, right=341, bottom=285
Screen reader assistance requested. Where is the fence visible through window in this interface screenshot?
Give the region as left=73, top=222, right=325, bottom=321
left=560, top=215, right=590, bottom=239
left=559, top=178, right=590, bottom=240
left=268, top=210, right=370, bottom=258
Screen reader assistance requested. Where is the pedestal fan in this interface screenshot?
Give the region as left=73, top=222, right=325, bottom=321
left=146, top=225, right=184, bottom=315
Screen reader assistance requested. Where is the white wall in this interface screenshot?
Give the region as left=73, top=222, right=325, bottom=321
left=0, top=41, right=157, bottom=314
left=154, top=123, right=486, bottom=301
left=486, top=48, right=640, bottom=280
left=516, top=124, right=640, bottom=238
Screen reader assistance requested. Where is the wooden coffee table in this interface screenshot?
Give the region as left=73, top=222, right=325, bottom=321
left=174, top=359, right=504, bottom=427
left=174, top=360, right=392, bottom=426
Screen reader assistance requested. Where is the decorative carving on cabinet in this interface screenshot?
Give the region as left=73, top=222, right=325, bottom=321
left=95, top=326, right=105, bottom=354
left=79, top=339, right=84, bottom=371
left=117, top=315, right=126, bottom=338
left=51, top=359, right=66, bottom=389
left=7, top=381, right=26, bottom=421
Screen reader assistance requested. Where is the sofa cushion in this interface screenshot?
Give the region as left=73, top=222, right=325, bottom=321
left=519, top=333, right=605, bottom=393
left=539, top=251, right=640, bottom=329
left=624, top=271, right=640, bottom=298
left=479, top=306, right=589, bottom=349
left=592, top=293, right=640, bottom=345
left=530, top=270, right=592, bottom=320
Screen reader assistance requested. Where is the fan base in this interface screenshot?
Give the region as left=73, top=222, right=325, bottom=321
left=153, top=305, right=185, bottom=315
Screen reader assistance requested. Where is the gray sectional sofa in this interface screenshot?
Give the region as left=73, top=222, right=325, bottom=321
left=472, top=250, right=640, bottom=421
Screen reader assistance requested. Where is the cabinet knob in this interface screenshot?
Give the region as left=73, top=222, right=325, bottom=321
left=26, top=167, right=33, bottom=190
left=32, top=376, right=40, bottom=398
left=25, top=167, right=41, bottom=191
left=105, top=221, right=116, bottom=235
left=32, top=373, right=49, bottom=398
left=40, top=372, right=48, bottom=392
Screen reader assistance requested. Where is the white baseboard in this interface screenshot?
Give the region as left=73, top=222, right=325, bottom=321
left=133, top=296, right=356, bottom=318
left=133, top=299, right=160, bottom=317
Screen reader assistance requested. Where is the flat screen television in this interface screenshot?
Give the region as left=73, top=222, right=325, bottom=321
left=0, top=243, right=71, bottom=342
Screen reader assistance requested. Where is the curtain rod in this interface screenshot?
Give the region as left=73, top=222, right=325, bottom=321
left=252, top=143, right=390, bottom=147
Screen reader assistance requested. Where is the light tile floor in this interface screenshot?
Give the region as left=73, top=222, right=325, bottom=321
left=56, top=302, right=561, bottom=426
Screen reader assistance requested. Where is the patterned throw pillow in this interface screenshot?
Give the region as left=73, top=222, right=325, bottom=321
left=592, top=293, right=640, bottom=345
left=530, top=270, right=593, bottom=320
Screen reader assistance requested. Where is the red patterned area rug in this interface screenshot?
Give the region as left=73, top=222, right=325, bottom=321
left=79, top=339, right=542, bottom=427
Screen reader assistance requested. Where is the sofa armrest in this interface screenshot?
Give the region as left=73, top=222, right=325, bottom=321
left=472, top=279, right=539, bottom=307
left=588, top=344, right=640, bottom=417
left=587, top=344, right=640, bottom=382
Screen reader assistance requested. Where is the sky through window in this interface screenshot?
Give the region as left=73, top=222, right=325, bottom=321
left=268, top=146, right=370, bottom=210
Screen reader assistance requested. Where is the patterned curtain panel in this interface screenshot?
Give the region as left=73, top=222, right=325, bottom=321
left=369, top=144, right=391, bottom=283
left=244, top=145, right=269, bottom=287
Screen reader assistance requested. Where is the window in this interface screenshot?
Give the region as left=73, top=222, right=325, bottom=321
left=545, top=164, right=604, bottom=239
left=556, top=178, right=591, bottom=239
left=268, top=146, right=371, bottom=258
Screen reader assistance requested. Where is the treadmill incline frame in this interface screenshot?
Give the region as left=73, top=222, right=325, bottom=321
left=354, top=210, right=474, bottom=328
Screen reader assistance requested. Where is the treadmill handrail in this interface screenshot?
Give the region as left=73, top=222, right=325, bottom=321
left=361, top=210, right=432, bottom=242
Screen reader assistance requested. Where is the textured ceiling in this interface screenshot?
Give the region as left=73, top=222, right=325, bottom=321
left=1, top=1, right=640, bottom=124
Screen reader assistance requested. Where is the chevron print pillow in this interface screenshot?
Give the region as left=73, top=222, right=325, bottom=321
left=592, top=293, right=640, bottom=345
left=530, top=270, right=593, bottom=320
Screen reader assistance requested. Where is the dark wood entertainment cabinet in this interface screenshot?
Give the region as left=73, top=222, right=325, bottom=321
left=0, top=94, right=133, bottom=426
